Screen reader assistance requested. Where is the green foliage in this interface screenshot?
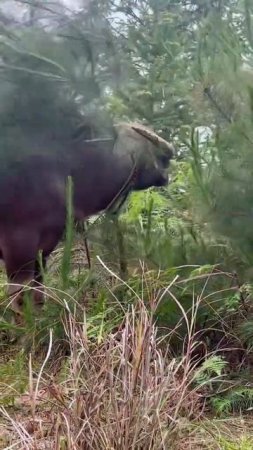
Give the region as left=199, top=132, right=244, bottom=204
left=106, top=1, right=196, bottom=135
left=212, top=387, right=253, bottom=416
left=237, top=319, right=253, bottom=348
left=218, top=436, right=253, bottom=450
left=61, top=176, right=74, bottom=290
left=194, top=355, right=227, bottom=387
left=0, top=350, right=27, bottom=406
left=187, top=0, right=253, bottom=268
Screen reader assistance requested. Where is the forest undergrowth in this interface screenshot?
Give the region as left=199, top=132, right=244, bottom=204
left=0, top=229, right=253, bottom=449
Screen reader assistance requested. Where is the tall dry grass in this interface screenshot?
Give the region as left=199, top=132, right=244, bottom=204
left=0, top=288, right=207, bottom=449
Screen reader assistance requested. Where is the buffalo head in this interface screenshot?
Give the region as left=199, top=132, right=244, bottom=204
left=112, top=122, right=174, bottom=190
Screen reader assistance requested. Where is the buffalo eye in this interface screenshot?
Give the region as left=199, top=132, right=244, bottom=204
left=158, top=154, right=171, bottom=167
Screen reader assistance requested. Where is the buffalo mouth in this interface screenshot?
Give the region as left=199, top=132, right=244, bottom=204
left=154, top=173, right=169, bottom=187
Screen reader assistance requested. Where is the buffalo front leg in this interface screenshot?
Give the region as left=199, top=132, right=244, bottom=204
left=2, top=232, right=41, bottom=318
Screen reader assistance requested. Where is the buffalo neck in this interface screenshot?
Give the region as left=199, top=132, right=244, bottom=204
left=70, top=141, right=134, bottom=219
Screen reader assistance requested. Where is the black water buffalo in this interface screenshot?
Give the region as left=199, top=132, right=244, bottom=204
left=0, top=122, right=174, bottom=316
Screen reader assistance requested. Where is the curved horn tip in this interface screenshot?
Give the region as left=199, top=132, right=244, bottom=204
left=164, top=141, right=175, bottom=157
left=131, top=124, right=159, bottom=142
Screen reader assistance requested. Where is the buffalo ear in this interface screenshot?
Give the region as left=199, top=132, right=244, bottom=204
left=113, top=122, right=146, bottom=159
